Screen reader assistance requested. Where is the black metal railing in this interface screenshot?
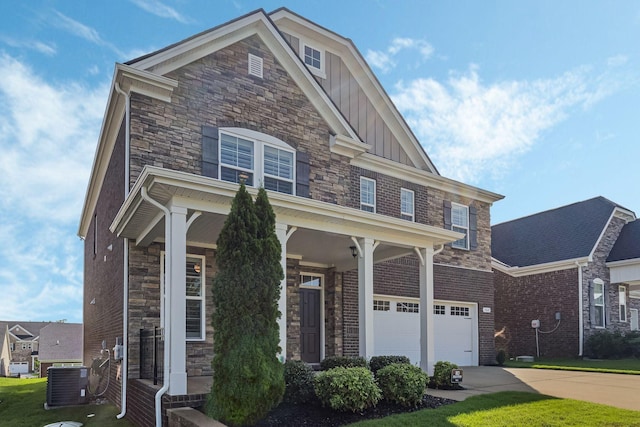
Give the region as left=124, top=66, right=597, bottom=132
left=140, top=327, right=164, bottom=385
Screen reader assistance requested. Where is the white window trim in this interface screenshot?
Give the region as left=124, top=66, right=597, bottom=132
left=161, top=252, right=206, bottom=341
left=299, top=272, right=325, bottom=361
left=619, top=285, right=627, bottom=322
left=300, top=41, right=326, bottom=79
left=631, top=308, right=639, bottom=331
left=360, top=177, right=376, bottom=213
left=451, top=202, right=469, bottom=250
left=219, top=128, right=296, bottom=195
left=593, top=278, right=605, bottom=329
left=401, top=188, right=415, bottom=221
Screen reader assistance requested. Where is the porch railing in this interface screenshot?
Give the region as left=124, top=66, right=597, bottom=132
left=140, top=327, right=164, bottom=385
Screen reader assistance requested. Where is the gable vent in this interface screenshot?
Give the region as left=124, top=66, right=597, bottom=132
left=248, top=54, right=263, bottom=78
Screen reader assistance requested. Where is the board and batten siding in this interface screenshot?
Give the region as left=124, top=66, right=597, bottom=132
left=281, top=31, right=413, bottom=167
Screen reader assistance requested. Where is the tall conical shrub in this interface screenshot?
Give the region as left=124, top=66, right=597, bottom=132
left=208, top=184, right=284, bottom=426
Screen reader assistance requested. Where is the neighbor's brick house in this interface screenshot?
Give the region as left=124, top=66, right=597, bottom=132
left=79, top=8, right=503, bottom=426
left=493, top=197, right=640, bottom=358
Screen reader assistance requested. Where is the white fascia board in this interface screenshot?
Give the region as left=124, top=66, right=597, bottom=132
left=353, top=153, right=504, bottom=204
left=607, top=258, right=640, bottom=268
left=613, top=206, right=636, bottom=222
left=492, top=257, right=589, bottom=277
left=77, top=65, right=178, bottom=239
left=330, top=134, right=371, bottom=158
left=271, top=12, right=438, bottom=174
left=128, top=11, right=359, bottom=142
left=589, top=209, right=620, bottom=261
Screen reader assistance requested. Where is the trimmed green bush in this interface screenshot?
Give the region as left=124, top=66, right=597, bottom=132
left=431, top=361, right=459, bottom=389
left=314, top=367, right=381, bottom=412
left=623, top=331, right=640, bottom=357
left=586, top=330, right=625, bottom=359
left=283, top=360, right=316, bottom=404
left=376, top=363, right=427, bottom=407
left=320, top=355, right=368, bottom=371
left=369, top=355, right=411, bottom=376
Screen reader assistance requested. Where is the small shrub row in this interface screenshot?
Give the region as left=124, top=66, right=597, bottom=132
left=284, top=356, right=433, bottom=412
left=586, top=330, right=640, bottom=359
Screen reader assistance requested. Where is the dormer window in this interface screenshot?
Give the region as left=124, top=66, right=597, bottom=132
left=304, top=44, right=321, bottom=69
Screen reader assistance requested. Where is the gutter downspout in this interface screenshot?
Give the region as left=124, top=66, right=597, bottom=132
left=141, top=187, right=172, bottom=427
left=114, top=83, right=130, bottom=420
left=576, top=261, right=586, bottom=356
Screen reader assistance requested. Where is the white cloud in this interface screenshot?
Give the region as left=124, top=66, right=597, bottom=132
left=130, top=0, right=192, bottom=24
left=392, top=65, right=616, bottom=183
left=366, top=37, right=434, bottom=73
left=52, top=11, right=125, bottom=57
left=607, top=54, right=628, bottom=67
left=0, top=36, right=57, bottom=56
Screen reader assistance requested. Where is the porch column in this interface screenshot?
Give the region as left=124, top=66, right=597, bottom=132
left=418, top=247, right=435, bottom=375
left=358, top=237, right=375, bottom=358
left=275, top=223, right=294, bottom=361
left=168, top=204, right=187, bottom=395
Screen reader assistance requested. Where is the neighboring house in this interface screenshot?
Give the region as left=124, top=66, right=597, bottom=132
left=0, top=325, right=11, bottom=376
left=78, top=8, right=503, bottom=426
left=492, top=197, right=640, bottom=359
left=38, top=323, right=83, bottom=376
left=0, top=321, right=51, bottom=374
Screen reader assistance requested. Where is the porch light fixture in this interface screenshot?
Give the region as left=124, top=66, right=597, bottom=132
left=194, top=264, right=201, bottom=274
left=349, top=246, right=358, bottom=258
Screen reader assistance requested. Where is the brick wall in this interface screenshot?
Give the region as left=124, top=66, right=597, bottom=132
left=83, top=120, right=126, bottom=407
left=494, top=268, right=580, bottom=358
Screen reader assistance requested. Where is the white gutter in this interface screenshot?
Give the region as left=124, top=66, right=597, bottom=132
left=114, top=83, right=130, bottom=421
left=141, top=187, right=171, bottom=427
left=576, top=261, right=587, bottom=356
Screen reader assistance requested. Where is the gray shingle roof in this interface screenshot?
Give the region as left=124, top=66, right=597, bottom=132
left=492, top=197, right=621, bottom=267
left=607, top=219, right=640, bottom=262
left=37, top=323, right=83, bottom=362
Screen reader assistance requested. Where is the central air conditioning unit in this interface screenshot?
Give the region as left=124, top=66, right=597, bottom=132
left=45, top=367, right=89, bottom=408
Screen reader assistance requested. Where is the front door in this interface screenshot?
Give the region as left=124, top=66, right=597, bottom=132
left=300, top=287, right=321, bottom=363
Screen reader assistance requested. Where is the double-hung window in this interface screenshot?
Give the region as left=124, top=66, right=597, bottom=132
left=219, top=129, right=295, bottom=195
left=451, top=203, right=469, bottom=249
left=593, top=279, right=605, bottom=328
left=186, top=256, right=205, bottom=340
left=401, top=188, right=414, bottom=221
left=619, top=286, right=627, bottom=322
left=360, top=177, right=376, bottom=212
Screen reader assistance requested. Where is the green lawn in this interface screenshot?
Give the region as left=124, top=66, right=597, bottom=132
left=348, top=391, right=640, bottom=427
left=504, top=358, right=640, bottom=374
left=0, top=377, right=133, bottom=427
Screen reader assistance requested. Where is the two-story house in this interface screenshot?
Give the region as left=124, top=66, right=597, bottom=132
left=78, top=8, right=503, bottom=426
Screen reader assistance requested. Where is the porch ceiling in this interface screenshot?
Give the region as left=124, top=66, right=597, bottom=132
left=111, top=166, right=463, bottom=271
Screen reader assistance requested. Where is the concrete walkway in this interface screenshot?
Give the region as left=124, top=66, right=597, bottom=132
left=426, top=366, right=640, bottom=411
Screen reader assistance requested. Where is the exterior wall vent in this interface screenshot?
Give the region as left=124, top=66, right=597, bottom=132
left=248, top=53, right=263, bottom=78
left=46, top=366, right=89, bottom=408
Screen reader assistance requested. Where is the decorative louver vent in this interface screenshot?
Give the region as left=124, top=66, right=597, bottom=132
left=248, top=53, right=263, bottom=78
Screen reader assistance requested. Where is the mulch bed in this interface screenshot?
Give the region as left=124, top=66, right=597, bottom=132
left=254, top=394, right=457, bottom=426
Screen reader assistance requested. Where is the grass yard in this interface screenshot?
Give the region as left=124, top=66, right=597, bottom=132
left=348, top=391, right=640, bottom=427
left=0, top=377, right=133, bottom=427
left=504, top=357, right=640, bottom=374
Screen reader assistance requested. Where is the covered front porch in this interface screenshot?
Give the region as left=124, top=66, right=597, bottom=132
left=111, top=165, right=462, bottom=396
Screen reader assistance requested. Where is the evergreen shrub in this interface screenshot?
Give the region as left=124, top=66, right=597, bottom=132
left=314, top=367, right=381, bottom=412
left=369, top=355, right=410, bottom=376
left=376, top=363, right=427, bottom=407
left=283, top=360, right=316, bottom=404
left=431, top=361, right=459, bottom=389
left=320, top=355, right=368, bottom=371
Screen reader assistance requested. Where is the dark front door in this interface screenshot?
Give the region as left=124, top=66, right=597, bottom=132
left=300, top=288, right=321, bottom=363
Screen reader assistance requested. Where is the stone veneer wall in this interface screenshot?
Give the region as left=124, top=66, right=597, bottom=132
left=494, top=268, right=580, bottom=358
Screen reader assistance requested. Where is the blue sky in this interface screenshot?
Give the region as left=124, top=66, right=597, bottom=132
left=1, top=1, right=639, bottom=323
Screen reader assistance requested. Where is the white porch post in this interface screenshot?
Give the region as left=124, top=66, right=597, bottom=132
left=275, top=223, right=292, bottom=361
left=167, top=204, right=187, bottom=395
left=358, top=238, right=375, bottom=359
left=418, top=246, right=435, bottom=375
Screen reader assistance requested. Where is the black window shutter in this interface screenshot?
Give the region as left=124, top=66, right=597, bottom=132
left=469, top=205, right=478, bottom=250
left=296, top=151, right=310, bottom=198
left=589, top=280, right=596, bottom=326
left=443, top=200, right=452, bottom=230
left=202, top=125, right=219, bottom=178
left=605, top=284, right=611, bottom=326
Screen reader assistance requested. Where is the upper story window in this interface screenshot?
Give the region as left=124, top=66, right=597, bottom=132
left=401, top=188, right=414, bottom=221
left=304, top=45, right=321, bottom=69
left=219, top=129, right=295, bottom=195
left=619, top=285, right=627, bottom=322
left=592, top=279, right=605, bottom=328
left=451, top=203, right=469, bottom=249
left=298, top=40, right=326, bottom=78
left=360, top=177, right=376, bottom=213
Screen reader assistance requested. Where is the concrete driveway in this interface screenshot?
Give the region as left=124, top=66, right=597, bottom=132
left=426, top=366, right=640, bottom=411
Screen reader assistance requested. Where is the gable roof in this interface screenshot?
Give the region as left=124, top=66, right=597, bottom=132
left=4, top=322, right=52, bottom=341
left=608, top=219, right=640, bottom=262
left=492, top=197, right=635, bottom=268
left=37, top=323, right=83, bottom=362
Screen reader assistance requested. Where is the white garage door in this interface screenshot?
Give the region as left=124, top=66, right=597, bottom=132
left=373, top=297, right=478, bottom=366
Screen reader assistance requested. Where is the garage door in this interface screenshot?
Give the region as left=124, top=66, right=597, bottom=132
left=373, top=297, right=478, bottom=366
